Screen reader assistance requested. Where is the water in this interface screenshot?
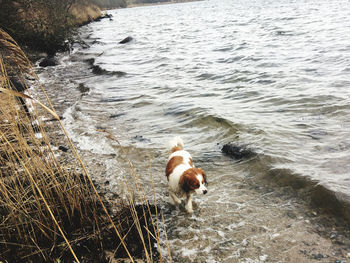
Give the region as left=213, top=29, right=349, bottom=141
left=37, top=0, right=350, bottom=261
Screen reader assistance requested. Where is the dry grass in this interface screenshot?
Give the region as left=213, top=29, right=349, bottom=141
left=0, top=28, right=169, bottom=262
left=69, top=3, right=102, bottom=26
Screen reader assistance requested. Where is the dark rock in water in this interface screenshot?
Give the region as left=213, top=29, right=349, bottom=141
left=222, top=143, right=256, bottom=160
left=119, top=36, right=133, bottom=44
left=39, top=56, right=58, bottom=67
left=59, top=145, right=69, bottom=152
left=77, top=83, right=90, bottom=94
left=96, top=13, right=113, bottom=22
left=91, top=65, right=126, bottom=77
left=109, top=113, right=125, bottom=118
left=104, top=13, right=113, bottom=19
left=113, top=71, right=126, bottom=77
left=92, top=65, right=107, bottom=75
left=132, top=135, right=150, bottom=143
left=96, top=125, right=107, bottom=130
left=10, top=76, right=29, bottom=92
left=84, top=58, right=95, bottom=66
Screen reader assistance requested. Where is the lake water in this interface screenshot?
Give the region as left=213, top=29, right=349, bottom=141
left=37, top=0, right=350, bottom=261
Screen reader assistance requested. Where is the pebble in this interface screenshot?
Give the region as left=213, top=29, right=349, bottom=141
left=313, top=253, right=324, bottom=260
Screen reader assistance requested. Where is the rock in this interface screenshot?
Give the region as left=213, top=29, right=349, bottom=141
left=109, top=113, right=125, bottom=118
left=91, top=65, right=126, bottom=77
left=58, top=146, right=69, bottom=152
left=113, top=71, right=127, bottom=77
left=77, top=83, right=90, bottom=94
left=103, top=13, right=113, bottom=19
left=96, top=13, right=113, bottom=22
left=313, top=253, right=324, bottom=260
left=92, top=65, right=109, bottom=75
left=132, top=135, right=150, bottom=143
left=39, top=56, right=58, bottom=67
left=10, top=76, right=29, bottom=92
left=84, top=58, right=95, bottom=66
left=119, top=36, right=133, bottom=44
left=222, top=143, right=256, bottom=160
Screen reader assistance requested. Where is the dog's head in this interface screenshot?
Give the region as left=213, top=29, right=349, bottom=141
left=179, top=168, right=207, bottom=194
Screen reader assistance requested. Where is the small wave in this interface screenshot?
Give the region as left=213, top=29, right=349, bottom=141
left=246, top=157, right=350, bottom=222
left=195, top=73, right=218, bottom=80
left=164, top=104, right=204, bottom=117
left=213, top=46, right=233, bottom=52
left=216, top=56, right=244, bottom=64
left=183, top=113, right=243, bottom=141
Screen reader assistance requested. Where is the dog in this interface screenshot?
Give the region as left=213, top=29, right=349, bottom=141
left=165, top=137, right=207, bottom=213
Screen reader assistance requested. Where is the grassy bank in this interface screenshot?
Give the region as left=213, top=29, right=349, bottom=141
left=0, top=29, right=167, bottom=262
left=0, top=0, right=125, bottom=56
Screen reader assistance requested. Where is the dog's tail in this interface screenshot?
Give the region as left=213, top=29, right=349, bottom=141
left=168, top=137, right=184, bottom=153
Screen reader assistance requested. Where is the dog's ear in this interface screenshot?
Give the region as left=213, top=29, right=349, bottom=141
left=198, top=168, right=207, bottom=184
left=179, top=173, right=191, bottom=192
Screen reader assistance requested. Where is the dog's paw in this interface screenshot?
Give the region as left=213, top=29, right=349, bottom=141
left=186, top=207, right=194, bottom=214
left=185, top=204, right=193, bottom=214
left=170, top=197, right=181, bottom=206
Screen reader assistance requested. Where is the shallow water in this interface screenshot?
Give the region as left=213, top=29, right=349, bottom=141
left=37, top=0, right=350, bottom=261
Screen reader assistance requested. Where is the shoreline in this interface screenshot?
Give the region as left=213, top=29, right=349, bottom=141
left=126, top=0, right=203, bottom=8
left=3, top=2, right=350, bottom=261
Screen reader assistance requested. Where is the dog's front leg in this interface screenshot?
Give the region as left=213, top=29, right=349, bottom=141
left=185, top=193, right=193, bottom=214
left=169, top=190, right=181, bottom=206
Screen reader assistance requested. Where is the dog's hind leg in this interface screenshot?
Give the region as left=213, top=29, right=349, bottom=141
left=169, top=191, right=181, bottom=206
left=185, top=193, right=193, bottom=214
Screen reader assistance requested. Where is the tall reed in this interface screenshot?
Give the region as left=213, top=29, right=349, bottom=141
left=0, top=28, right=168, bottom=262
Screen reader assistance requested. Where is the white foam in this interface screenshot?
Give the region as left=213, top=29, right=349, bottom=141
left=181, top=247, right=197, bottom=257
left=62, top=104, right=116, bottom=155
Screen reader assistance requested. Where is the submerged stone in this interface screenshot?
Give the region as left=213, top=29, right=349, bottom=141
left=221, top=143, right=256, bottom=160
left=119, top=36, right=133, bottom=44
left=39, top=56, right=58, bottom=67
left=91, top=65, right=126, bottom=77
left=10, top=76, right=29, bottom=92
left=77, top=83, right=90, bottom=94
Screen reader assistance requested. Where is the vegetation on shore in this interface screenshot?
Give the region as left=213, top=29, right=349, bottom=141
left=0, top=29, right=168, bottom=262
left=0, top=0, right=126, bottom=56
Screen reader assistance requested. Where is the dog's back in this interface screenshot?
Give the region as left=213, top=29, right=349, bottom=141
left=166, top=137, right=192, bottom=179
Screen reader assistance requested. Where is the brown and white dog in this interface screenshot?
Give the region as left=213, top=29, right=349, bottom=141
left=165, top=137, right=207, bottom=213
